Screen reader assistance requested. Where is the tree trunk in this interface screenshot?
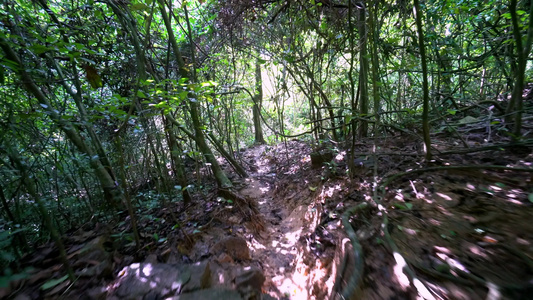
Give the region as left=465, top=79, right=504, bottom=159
left=164, top=117, right=192, bottom=204
left=253, top=58, right=266, bottom=144
left=413, top=0, right=432, bottom=160
left=507, top=0, right=533, bottom=139
left=159, top=0, right=233, bottom=188
left=369, top=2, right=381, bottom=131
left=358, top=3, right=369, bottom=138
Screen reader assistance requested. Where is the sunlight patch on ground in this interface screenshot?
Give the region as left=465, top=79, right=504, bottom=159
left=393, top=253, right=436, bottom=299
left=335, top=151, right=345, bottom=161
left=505, top=189, right=524, bottom=205
left=319, top=184, right=342, bottom=199
left=249, top=238, right=266, bottom=250
left=272, top=251, right=311, bottom=300
left=489, top=185, right=502, bottom=192
left=392, top=252, right=411, bottom=289
left=285, top=163, right=301, bottom=175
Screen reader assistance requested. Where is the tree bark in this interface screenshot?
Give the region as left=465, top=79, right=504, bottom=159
left=358, top=2, right=369, bottom=138
left=507, top=0, right=533, bottom=139
left=158, top=0, right=233, bottom=188
left=253, top=58, right=266, bottom=144
left=413, top=0, right=432, bottom=160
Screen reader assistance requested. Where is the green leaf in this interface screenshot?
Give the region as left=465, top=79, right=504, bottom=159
left=30, top=44, right=49, bottom=54
left=136, top=91, right=146, bottom=98
left=446, top=109, right=457, bottom=115
left=41, top=275, right=68, bottom=290
left=528, top=193, right=533, bottom=203
left=130, top=3, right=149, bottom=11
left=309, top=186, right=317, bottom=191
left=257, top=58, right=267, bottom=64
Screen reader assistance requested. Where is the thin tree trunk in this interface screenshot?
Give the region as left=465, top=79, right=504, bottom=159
left=358, top=2, right=369, bottom=138
left=369, top=3, right=381, bottom=129
left=253, top=58, right=266, bottom=144
left=413, top=0, right=432, bottom=160
left=164, top=117, right=192, bottom=204
left=158, top=0, right=233, bottom=188
left=3, top=147, right=74, bottom=281
left=507, top=0, right=533, bottom=139
left=115, top=137, right=140, bottom=249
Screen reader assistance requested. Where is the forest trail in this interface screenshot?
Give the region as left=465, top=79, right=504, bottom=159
left=3, top=138, right=533, bottom=300
left=238, top=144, right=321, bottom=299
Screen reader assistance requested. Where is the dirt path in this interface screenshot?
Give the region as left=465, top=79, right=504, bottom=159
left=238, top=144, right=325, bottom=299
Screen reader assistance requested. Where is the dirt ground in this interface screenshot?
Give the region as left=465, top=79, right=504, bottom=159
left=3, top=129, right=533, bottom=299
left=233, top=130, right=533, bottom=300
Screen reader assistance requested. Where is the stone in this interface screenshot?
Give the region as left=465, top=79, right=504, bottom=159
left=112, top=262, right=212, bottom=299
left=310, top=150, right=334, bottom=168
left=211, top=237, right=251, bottom=261
left=235, top=269, right=265, bottom=292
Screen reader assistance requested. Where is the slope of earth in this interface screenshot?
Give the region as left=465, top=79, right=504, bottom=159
left=236, top=134, right=533, bottom=299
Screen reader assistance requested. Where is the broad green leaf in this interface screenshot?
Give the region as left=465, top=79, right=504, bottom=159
left=528, top=193, right=533, bottom=203
left=41, top=275, right=68, bottom=290
left=130, top=3, right=149, bottom=11
left=30, top=44, right=49, bottom=54
left=137, top=91, right=146, bottom=98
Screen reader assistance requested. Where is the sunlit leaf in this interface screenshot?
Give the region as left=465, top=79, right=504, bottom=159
left=309, top=186, right=317, bottom=191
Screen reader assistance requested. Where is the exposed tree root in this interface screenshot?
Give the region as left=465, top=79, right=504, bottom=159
left=217, top=188, right=265, bottom=233
left=330, top=202, right=369, bottom=300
